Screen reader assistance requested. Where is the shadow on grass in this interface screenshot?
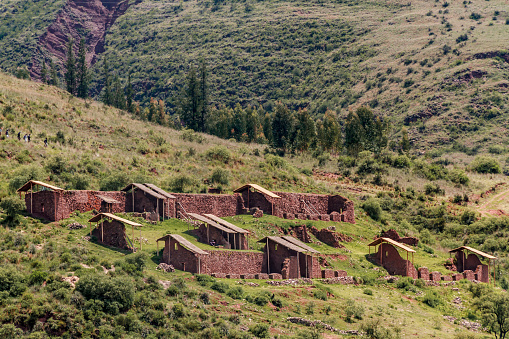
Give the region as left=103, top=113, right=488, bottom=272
left=89, top=238, right=133, bottom=255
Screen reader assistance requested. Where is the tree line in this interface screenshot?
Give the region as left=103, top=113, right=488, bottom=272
left=39, top=41, right=389, bottom=156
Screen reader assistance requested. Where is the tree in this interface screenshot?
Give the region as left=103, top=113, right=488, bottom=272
left=125, top=72, right=134, bottom=113
left=263, top=112, right=273, bottom=144
left=245, top=106, right=260, bottom=142
left=102, top=58, right=113, bottom=106
left=294, top=109, right=315, bottom=152
left=344, top=107, right=388, bottom=156
left=477, top=293, right=509, bottom=339
left=0, top=196, right=25, bottom=226
left=49, top=60, right=59, bottom=86
left=199, top=59, right=207, bottom=132
left=158, top=99, right=166, bottom=125
left=76, top=38, right=89, bottom=99
left=272, top=103, right=293, bottom=151
left=112, top=75, right=125, bottom=110
left=400, top=127, right=410, bottom=152
left=40, top=61, right=48, bottom=84
left=148, top=98, right=157, bottom=122
left=181, top=65, right=200, bottom=131
left=317, top=110, right=341, bottom=153
left=232, top=104, right=246, bottom=141
left=64, top=38, right=76, bottom=95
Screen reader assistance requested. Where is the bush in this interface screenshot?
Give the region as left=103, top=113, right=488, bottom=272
left=345, top=299, right=364, bottom=321
left=70, top=174, right=90, bottom=190
left=196, top=274, right=215, bottom=286
left=0, top=196, right=25, bottom=226
left=393, top=155, right=411, bottom=168
left=75, top=275, right=135, bottom=313
left=396, top=277, right=415, bottom=291
left=121, top=252, right=148, bottom=275
left=460, top=210, right=477, bottom=225
left=100, top=172, right=130, bottom=191
left=210, top=168, right=230, bottom=185
left=211, top=281, right=229, bottom=293
left=249, top=324, right=269, bottom=338
left=362, top=198, right=382, bottom=221
left=0, top=266, right=27, bottom=296
left=360, top=319, right=401, bottom=339
left=470, top=156, right=501, bottom=174
left=226, top=286, right=244, bottom=299
left=469, top=12, right=482, bottom=20
left=422, top=291, right=442, bottom=308
left=449, top=169, right=469, bottom=185
left=205, top=146, right=231, bottom=163
left=8, top=165, right=46, bottom=193
left=363, top=288, right=373, bottom=296
left=424, top=183, right=444, bottom=196
left=172, top=303, right=185, bottom=318
left=168, top=174, right=196, bottom=193
left=200, top=292, right=210, bottom=304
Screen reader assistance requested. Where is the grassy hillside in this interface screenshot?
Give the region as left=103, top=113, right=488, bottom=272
left=1, top=73, right=509, bottom=337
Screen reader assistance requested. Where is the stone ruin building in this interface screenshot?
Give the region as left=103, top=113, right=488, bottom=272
left=17, top=181, right=355, bottom=224
left=368, top=237, right=496, bottom=284
left=189, top=213, right=249, bottom=250
left=448, top=246, right=496, bottom=284
left=156, top=233, right=322, bottom=279
left=88, top=213, right=143, bottom=251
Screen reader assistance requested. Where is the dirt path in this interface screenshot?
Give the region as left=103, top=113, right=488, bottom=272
left=475, top=184, right=509, bottom=217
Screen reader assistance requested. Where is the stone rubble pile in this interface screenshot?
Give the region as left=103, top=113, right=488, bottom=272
left=68, top=222, right=86, bottom=230
left=320, top=276, right=355, bottom=285
left=287, top=317, right=360, bottom=335
left=266, top=278, right=313, bottom=286
left=156, top=263, right=175, bottom=272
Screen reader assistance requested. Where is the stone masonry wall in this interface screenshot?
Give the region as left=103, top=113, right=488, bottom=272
left=167, top=238, right=200, bottom=273
left=200, top=250, right=266, bottom=275
left=173, top=193, right=243, bottom=217
left=26, top=190, right=126, bottom=221
left=91, top=220, right=128, bottom=249
left=266, top=240, right=300, bottom=278
left=376, top=243, right=418, bottom=279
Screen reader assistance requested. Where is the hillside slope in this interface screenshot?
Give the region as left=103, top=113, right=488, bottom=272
left=0, top=73, right=505, bottom=338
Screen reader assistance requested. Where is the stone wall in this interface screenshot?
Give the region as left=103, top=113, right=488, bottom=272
left=454, top=251, right=489, bottom=283
left=173, top=193, right=243, bottom=217
left=266, top=240, right=301, bottom=278
left=166, top=237, right=200, bottom=273
left=91, top=220, right=129, bottom=249
left=26, top=190, right=126, bottom=221
left=375, top=243, right=418, bottom=279
left=126, top=189, right=169, bottom=221
left=200, top=250, right=266, bottom=275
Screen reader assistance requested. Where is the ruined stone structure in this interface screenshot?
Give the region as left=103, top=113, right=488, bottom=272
left=91, top=220, right=129, bottom=250
left=157, top=234, right=321, bottom=279
left=449, top=246, right=495, bottom=283
left=380, top=229, right=419, bottom=246
left=25, top=189, right=125, bottom=222
left=374, top=243, right=418, bottom=279
left=19, top=181, right=355, bottom=227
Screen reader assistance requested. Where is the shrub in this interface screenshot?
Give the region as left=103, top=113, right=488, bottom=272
left=470, top=156, right=501, bottom=174
left=200, top=292, right=210, bottom=304
left=345, top=299, right=364, bottom=321
left=393, top=155, right=411, bottom=168
left=249, top=324, right=269, bottom=338
left=424, top=183, right=444, bottom=196
left=449, top=169, right=469, bottom=185
left=196, top=274, right=215, bottom=286
left=469, top=12, right=482, bottom=20
left=253, top=293, right=270, bottom=306
left=363, top=288, right=373, bottom=296
left=460, top=210, right=477, bottom=225
left=362, top=198, right=382, bottom=221
left=70, top=174, right=90, bottom=190
left=206, top=146, right=231, bottom=163
left=210, top=168, right=230, bottom=185
left=0, top=196, right=25, bottom=226
left=181, top=129, right=204, bottom=143
left=313, top=289, right=327, bottom=301
left=211, top=281, right=229, bottom=293
left=272, top=298, right=284, bottom=308
left=0, top=266, right=27, bottom=296
left=172, top=303, right=185, bottom=318
left=121, top=252, right=148, bottom=275
left=29, top=271, right=48, bottom=286
left=100, top=172, right=130, bottom=191
left=75, top=275, right=135, bottom=313
left=168, top=174, right=196, bottom=193
left=226, top=286, right=244, bottom=299
left=422, top=291, right=442, bottom=307
left=396, top=277, right=415, bottom=290
left=8, top=165, right=46, bottom=193
left=360, top=319, right=401, bottom=339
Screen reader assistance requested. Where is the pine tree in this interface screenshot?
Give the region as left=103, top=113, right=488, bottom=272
left=272, top=103, right=293, bottom=151
left=41, top=61, right=48, bottom=84
left=76, top=38, right=89, bottom=99
left=182, top=65, right=200, bottom=131
left=344, top=107, right=388, bottom=156
left=401, top=128, right=410, bottom=152
left=49, top=60, right=59, bottom=86
left=102, top=58, right=113, bottom=106
left=64, top=38, right=76, bottom=95
left=232, top=104, right=247, bottom=141
left=245, top=106, right=259, bottom=142
left=344, top=111, right=363, bottom=156
left=125, top=72, right=134, bottom=113
left=113, top=75, right=125, bottom=110
left=199, top=59, right=207, bottom=132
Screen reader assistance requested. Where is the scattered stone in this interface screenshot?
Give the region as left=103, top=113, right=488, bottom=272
left=266, top=278, right=313, bottom=286
left=133, top=237, right=149, bottom=244
left=379, top=275, right=400, bottom=283
left=460, top=319, right=483, bottom=332
left=68, top=222, right=86, bottom=230
left=287, top=317, right=360, bottom=335
left=82, top=236, right=91, bottom=241
left=237, top=281, right=259, bottom=287
left=159, top=280, right=171, bottom=289
left=452, top=297, right=462, bottom=304
left=156, top=263, right=175, bottom=272
left=320, top=276, right=355, bottom=285
left=62, top=275, right=79, bottom=288
left=253, top=210, right=263, bottom=218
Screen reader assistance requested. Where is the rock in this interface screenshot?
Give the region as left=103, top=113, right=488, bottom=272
left=68, top=222, right=86, bottom=230
left=156, top=263, right=175, bottom=272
